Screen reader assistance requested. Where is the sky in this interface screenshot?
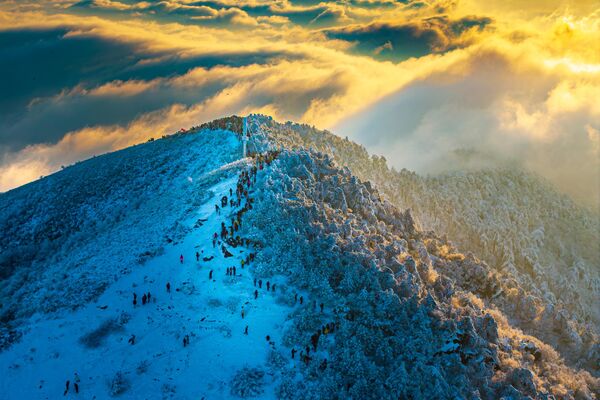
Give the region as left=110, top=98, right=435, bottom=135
left=0, top=0, right=598, bottom=208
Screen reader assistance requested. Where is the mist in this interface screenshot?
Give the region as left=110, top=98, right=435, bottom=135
left=334, top=50, right=600, bottom=210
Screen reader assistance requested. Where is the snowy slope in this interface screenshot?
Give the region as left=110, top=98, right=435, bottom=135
left=0, top=115, right=598, bottom=399
left=1, top=154, right=296, bottom=399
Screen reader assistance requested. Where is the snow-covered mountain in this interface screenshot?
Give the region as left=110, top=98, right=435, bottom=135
left=250, top=116, right=599, bottom=373
left=0, top=115, right=597, bottom=399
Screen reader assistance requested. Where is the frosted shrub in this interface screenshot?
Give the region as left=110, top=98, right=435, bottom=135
left=230, top=367, right=265, bottom=398
left=108, top=371, right=129, bottom=396
left=79, top=316, right=125, bottom=348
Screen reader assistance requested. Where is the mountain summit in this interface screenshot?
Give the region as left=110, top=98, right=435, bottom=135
left=0, top=115, right=597, bottom=399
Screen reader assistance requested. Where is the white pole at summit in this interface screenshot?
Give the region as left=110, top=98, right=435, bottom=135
left=242, top=117, right=248, bottom=158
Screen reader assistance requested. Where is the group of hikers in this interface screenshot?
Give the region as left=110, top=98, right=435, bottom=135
left=61, top=148, right=341, bottom=395
left=289, top=317, right=337, bottom=367
left=132, top=291, right=152, bottom=307
left=63, top=373, right=80, bottom=396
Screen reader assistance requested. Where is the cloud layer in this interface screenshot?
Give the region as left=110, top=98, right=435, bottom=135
left=0, top=0, right=598, bottom=208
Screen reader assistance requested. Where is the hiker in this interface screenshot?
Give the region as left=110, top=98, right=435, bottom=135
left=299, top=296, right=304, bottom=305
left=271, top=284, right=276, bottom=293
left=230, top=188, right=233, bottom=196
left=180, top=254, right=184, bottom=264
left=253, top=278, right=256, bottom=287
left=232, top=266, right=236, bottom=276
left=196, top=252, right=200, bottom=262
left=166, top=282, right=171, bottom=293
left=303, top=354, right=311, bottom=365
left=133, top=293, right=137, bottom=307
left=63, top=380, right=70, bottom=396
left=241, top=307, right=245, bottom=319
left=258, top=279, right=262, bottom=289
left=244, top=325, right=248, bottom=335
left=226, top=267, right=230, bottom=276
left=209, top=270, right=213, bottom=280
left=311, top=334, right=319, bottom=351
left=142, top=294, right=147, bottom=305
left=128, top=334, right=136, bottom=345
left=266, top=335, right=270, bottom=342
left=291, top=348, right=297, bottom=359
left=73, top=372, right=80, bottom=394
left=266, top=281, right=270, bottom=291
left=254, top=290, right=258, bottom=299
left=320, top=303, right=324, bottom=313
left=147, top=292, right=151, bottom=303
left=215, top=204, right=220, bottom=215
left=183, top=335, right=189, bottom=347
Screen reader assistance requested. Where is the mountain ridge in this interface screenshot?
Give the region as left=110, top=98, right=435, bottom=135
left=0, top=115, right=597, bottom=399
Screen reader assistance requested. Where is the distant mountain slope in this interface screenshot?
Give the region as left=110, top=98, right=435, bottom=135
left=246, top=115, right=600, bottom=374
left=243, top=147, right=597, bottom=398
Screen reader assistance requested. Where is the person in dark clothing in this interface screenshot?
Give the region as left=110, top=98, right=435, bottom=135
left=271, top=284, right=275, bottom=292
left=166, top=282, right=171, bottom=293
left=215, top=204, right=220, bottom=214
left=253, top=278, right=257, bottom=287
left=196, top=252, right=200, bottom=261
left=142, top=294, right=147, bottom=305
left=258, top=280, right=262, bottom=289
left=294, top=293, right=297, bottom=303
left=63, top=380, right=70, bottom=396
left=311, top=334, right=319, bottom=351
left=232, top=266, right=236, bottom=276
left=291, top=348, right=296, bottom=359
left=254, top=290, right=258, bottom=299
left=73, top=373, right=80, bottom=394
left=266, top=281, right=270, bottom=291
left=266, top=335, right=270, bottom=342
left=299, top=296, right=303, bottom=305
left=209, top=270, right=213, bottom=280
left=320, top=303, right=324, bottom=313
left=226, top=267, right=230, bottom=276
left=244, top=326, right=248, bottom=335
left=147, top=292, right=151, bottom=303
left=306, top=346, right=310, bottom=356
left=133, top=293, right=137, bottom=307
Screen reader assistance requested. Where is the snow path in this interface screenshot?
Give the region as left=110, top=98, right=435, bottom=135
left=0, top=164, right=294, bottom=399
